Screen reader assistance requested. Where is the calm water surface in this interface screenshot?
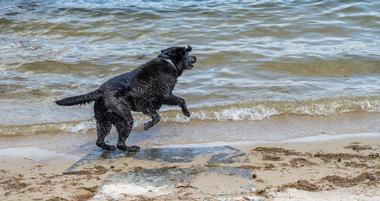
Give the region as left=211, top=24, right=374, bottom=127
left=1, top=0, right=380, bottom=135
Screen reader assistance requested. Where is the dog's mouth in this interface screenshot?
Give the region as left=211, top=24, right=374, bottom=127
left=187, top=55, right=197, bottom=69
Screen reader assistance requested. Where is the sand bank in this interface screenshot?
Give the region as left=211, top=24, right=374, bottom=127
left=0, top=133, right=379, bottom=200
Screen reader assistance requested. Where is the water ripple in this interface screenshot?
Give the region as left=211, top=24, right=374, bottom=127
left=0, top=0, right=380, bottom=126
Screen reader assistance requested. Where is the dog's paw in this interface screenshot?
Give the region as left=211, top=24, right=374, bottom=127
left=182, top=109, right=191, bottom=117
left=144, top=122, right=152, bottom=130
left=97, top=143, right=116, bottom=151
left=116, top=144, right=140, bottom=152
left=116, top=144, right=127, bottom=151
left=126, top=145, right=140, bottom=152
left=105, top=146, right=117, bottom=151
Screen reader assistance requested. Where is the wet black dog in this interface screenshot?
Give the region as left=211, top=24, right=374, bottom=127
left=55, top=45, right=196, bottom=152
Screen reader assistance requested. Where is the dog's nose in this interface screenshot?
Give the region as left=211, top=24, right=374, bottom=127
left=190, top=56, right=196, bottom=63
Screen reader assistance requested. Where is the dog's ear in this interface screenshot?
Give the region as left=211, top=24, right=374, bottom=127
left=176, top=48, right=187, bottom=56
left=185, top=45, right=192, bottom=52
left=159, top=47, right=187, bottom=60
left=159, top=49, right=171, bottom=59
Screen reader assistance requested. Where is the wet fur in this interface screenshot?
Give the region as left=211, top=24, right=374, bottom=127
left=56, top=46, right=196, bottom=152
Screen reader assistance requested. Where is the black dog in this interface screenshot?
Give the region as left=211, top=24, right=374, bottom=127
left=55, top=45, right=196, bottom=152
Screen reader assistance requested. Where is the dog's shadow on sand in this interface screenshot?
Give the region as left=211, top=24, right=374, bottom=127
left=67, top=146, right=247, bottom=172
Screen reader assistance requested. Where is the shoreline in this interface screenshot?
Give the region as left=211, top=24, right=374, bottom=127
left=155, top=132, right=380, bottom=149
left=1, top=111, right=380, bottom=149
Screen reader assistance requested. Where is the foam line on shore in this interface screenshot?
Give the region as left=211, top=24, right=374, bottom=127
left=0, top=147, right=80, bottom=161
left=155, top=132, right=380, bottom=149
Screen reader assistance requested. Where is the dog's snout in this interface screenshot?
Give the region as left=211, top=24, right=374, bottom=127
left=190, top=56, right=196, bottom=63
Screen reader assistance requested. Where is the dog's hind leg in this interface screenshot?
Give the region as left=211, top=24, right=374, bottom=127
left=115, top=119, right=139, bottom=152
left=143, top=111, right=160, bottom=130
left=95, top=120, right=114, bottom=151
left=113, top=106, right=139, bottom=152
left=94, top=100, right=115, bottom=151
left=103, top=95, right=138, bottom=152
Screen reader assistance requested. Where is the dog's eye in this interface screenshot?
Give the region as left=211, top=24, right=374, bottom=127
left=181, top=48, right=188, bottom=55
left=175, top=48, right=186, bottom=56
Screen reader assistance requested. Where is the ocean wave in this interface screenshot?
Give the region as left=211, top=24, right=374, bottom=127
left=158, top=97, right=380, bottom=122
left=1, top=97, right=380, bottom=136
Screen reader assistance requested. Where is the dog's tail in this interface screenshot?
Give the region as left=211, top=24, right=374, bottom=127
left=55, top=90, right=102, bottom=106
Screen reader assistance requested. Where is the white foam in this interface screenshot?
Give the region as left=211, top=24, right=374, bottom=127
left=61, top=121, right=95, bottom=133
left=213, top=106, right=279, bottom=121
left=0, top=147, right=80, bottom=161
left=157, top=98, right=380, bottom=122
left=155, top=132, right=380, bottom=149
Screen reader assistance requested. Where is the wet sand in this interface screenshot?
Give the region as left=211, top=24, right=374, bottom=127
left=1, top=135, right=379, bottom=201
left=1, top=113, right=380, bottom=200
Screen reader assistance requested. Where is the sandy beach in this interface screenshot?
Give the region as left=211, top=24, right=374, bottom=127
left=1, top=113, right=380, bottom=201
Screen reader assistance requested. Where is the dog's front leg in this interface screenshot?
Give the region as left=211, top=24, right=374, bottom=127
left=162, top=95, right=190, bottom=117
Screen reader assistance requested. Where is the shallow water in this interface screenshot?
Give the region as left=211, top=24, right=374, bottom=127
left=1, top=0, right=380, bottom=135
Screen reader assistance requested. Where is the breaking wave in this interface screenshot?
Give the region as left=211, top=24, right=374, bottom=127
left=1, top=97, right=380, bottom=136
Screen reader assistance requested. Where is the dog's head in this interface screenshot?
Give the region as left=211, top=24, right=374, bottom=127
left=159, top=45, right=197, bottom=76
